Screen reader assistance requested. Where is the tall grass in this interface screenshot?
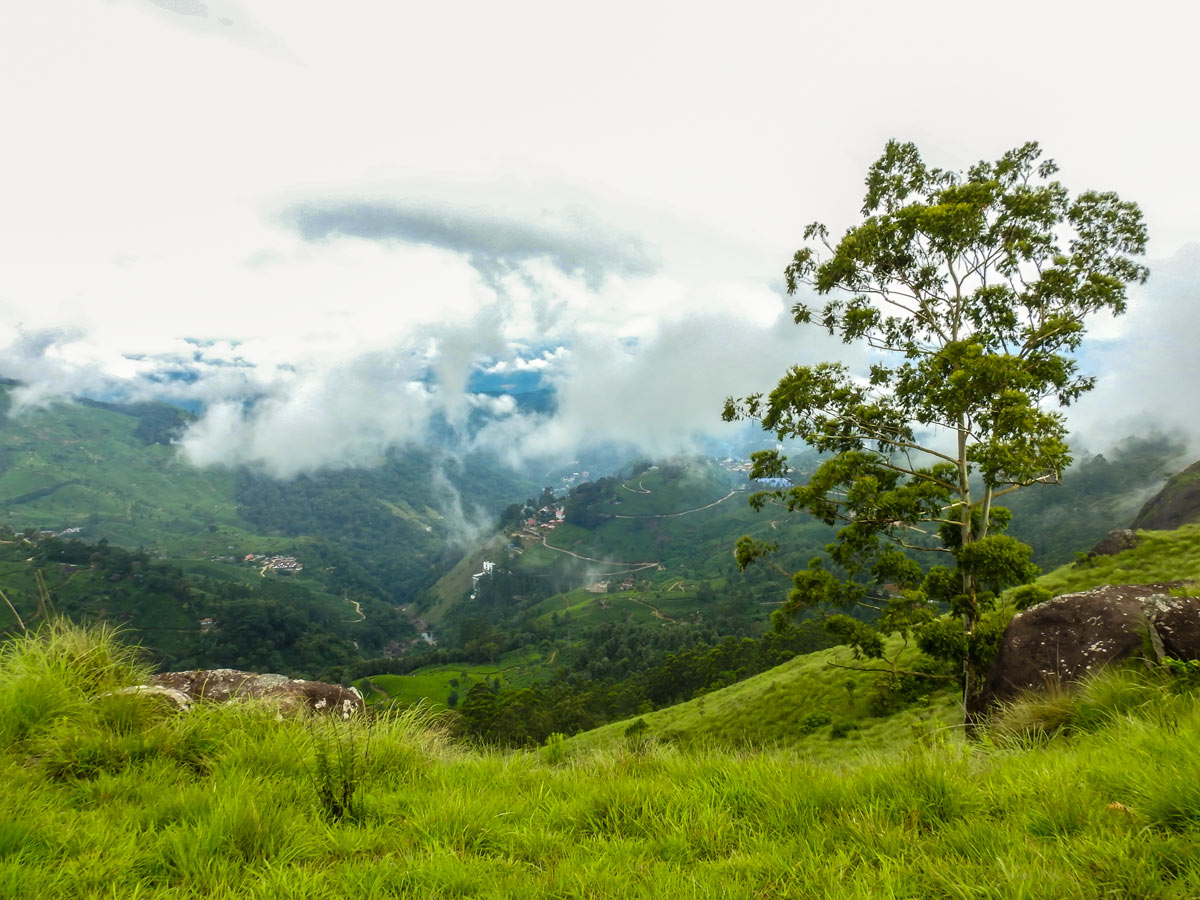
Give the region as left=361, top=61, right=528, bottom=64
left=3, top=625, right=1200, bottom=898
left=0, top=619, right=149, bottom=746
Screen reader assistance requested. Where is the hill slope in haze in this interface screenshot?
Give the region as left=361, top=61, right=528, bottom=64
left=1130, top=458, right=1200, bottom=531
left=0, top=386, right=538, bottom=604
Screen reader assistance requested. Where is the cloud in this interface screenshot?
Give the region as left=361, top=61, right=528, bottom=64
left=0, top=268, right=870, bottom=481
left=176, top=349, right=437, bottom=477
left=429, top=466, right=494, bottom=550
left=471, top=308, right=862, bottom=465
left=280, top=199, right=658, bottom=289
left=147, top=0, right=210, bottom=18
left=1069, top=243, right=1200, bottom=452
left=128, top=0, right=293, bottom=58
left=0, top=328, right=132, bottom=411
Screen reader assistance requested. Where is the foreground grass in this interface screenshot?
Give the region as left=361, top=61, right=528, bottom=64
left=4, top=624, right=1200, bottom=899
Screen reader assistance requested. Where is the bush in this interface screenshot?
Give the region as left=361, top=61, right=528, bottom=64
left=829, top=720, right=860, bottom=740
left=304, top=717, right=367, bottom=822
left=1009, top=583, right=1053, bottom=610
left=542, top=731, right=567, bottom=765
left=797, top=711, right=832, bottom=735
left=1163, top=656, right=1200, bottom=693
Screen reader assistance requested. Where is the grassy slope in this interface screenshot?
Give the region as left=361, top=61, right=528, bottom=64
left=1036, top=523, right=1200, bottom=595
left=3, top=624, right=1200, bottom=899
left=528, top=585, right=710, bottom=628
left=0, top=399, right=260, bottom=555
left=562, top=526, right=1200, bottom=756
left=418, top=532, right=510, bottom=625
left=570, top=638, right=960, bottom=759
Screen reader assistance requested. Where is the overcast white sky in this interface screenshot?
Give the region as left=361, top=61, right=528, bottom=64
left=1, top=1, right=1197, bottom=475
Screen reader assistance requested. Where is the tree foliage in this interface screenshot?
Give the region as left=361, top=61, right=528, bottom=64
left=724, top=140, right=1148, bottom=713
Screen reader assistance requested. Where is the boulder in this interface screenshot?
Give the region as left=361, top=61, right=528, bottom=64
left=973, top=583, right=1200, bottom=716
left=147, top=669, right=364, bottom=719
left=115, top=685, right=195, bottom=712
left=1088, top=529, right=1139, bottom=558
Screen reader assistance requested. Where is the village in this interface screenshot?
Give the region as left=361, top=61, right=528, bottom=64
left=240, top=553, right=303, bottom=574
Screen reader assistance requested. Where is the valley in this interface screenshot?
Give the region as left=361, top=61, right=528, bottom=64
left=1, top=382, right=1192, bottom=749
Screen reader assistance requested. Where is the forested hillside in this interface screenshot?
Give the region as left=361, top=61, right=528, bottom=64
left=0, top=385, right=538, bottom=605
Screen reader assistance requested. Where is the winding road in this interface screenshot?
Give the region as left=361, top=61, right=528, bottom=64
left=343, top=596, right=365, bottom=623
left=606, top=489, right=739, bottom=520
left=536, top=531, right=660, bottom=577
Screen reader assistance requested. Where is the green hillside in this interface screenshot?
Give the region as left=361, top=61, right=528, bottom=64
left=568, top=638, right=961, bottom=760
left=0, top=394, right=249, bottom=553
left=417, top=456, right=835, bottom=630
left=0, top=387, right=537, bottom=606
left=561, top=525, right=1200, bottom=755
left=0, top=534, right=414, bottom=677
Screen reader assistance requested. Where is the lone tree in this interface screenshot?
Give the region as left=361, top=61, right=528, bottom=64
left=723, top=140, right=1147, bottom=716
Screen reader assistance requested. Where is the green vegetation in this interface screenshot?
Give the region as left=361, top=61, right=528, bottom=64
left=569, top=637, right=960, bottom=759
left=724, top=140, right=1148, bottom=715
left=385, top=524, right=1200, bottom=751
left=357, top=647, right=552, bottom=710
left=1036, top=524, right=1200, bottom=596
left=0, top=386, right=537, bottom=606
left=4, top=624, right=1200, bottom=898
left=0, top=393, right=248, bottom=552
left=0, top=533, right=409, bottom=678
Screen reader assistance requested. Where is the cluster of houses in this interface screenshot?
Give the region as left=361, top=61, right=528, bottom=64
left=718, top=457, right=756, bottom=474
left=26, top=526, right=84, bottom=540
left=718, top=455, right=810, bottom=482
left=524, top=505, right=566, bottom=532
left=242, top=553, right=303, bottom=573
left=586, top=576, right=638, bottom=594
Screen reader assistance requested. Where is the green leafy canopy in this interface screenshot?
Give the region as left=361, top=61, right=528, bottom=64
left=724, top=140, right=1147, bottom=710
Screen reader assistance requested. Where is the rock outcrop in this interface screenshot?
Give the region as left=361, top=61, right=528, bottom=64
left=973, top=583, right=1200, bottom=716
left=140, top=669, right=364, bottom=718
left=1088, top=528, right=1140, bottom=558
left=1131, top=460, right=1200, bottom=531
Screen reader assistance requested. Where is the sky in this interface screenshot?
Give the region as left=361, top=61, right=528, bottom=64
left=1, top=1, right=1198, bottom=477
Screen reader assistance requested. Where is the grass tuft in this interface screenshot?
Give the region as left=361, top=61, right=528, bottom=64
left=0, top=619, right=149, bottom=746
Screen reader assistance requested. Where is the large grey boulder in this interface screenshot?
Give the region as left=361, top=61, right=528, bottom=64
left=145, top=669, right=364, bottom=719
left=973, top=583, right=1200, bottom=716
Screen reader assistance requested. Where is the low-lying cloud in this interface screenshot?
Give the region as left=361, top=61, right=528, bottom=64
left=3, top=230, right=1197, bottom=485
